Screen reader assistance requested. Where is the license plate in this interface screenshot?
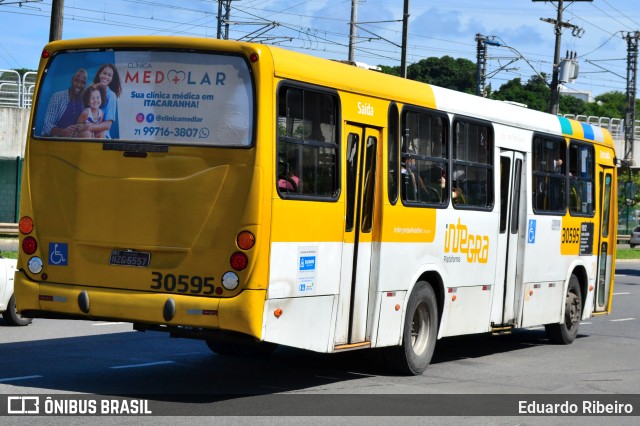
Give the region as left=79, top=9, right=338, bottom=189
left=109, top=250, right=151, bottom=267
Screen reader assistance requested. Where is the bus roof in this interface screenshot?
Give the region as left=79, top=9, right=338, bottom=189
left=40, top=36, right=614, bottom=148
left=265, top=44, right=614, bottom=148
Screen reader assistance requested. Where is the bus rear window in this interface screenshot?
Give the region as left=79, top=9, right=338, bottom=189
left=33, top=49, right=254, bottom=147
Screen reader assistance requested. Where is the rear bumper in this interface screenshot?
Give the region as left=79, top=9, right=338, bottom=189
left=14, top=270, right=266, bottom=339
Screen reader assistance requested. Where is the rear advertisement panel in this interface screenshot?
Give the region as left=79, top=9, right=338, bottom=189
left=34, top=49, right=254, bottom=146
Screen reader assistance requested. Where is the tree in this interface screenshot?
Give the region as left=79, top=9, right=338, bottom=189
left=378, top=65, right=400, bottom=77
left=378, top=57, right=635, bottom=121
left=490, top=74, right=551, bottom=111
left=380, top=56, right=476, bottom=93
left=559, top=94, right=586, bottom=116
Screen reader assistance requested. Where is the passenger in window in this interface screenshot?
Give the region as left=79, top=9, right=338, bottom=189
left=552, top=158, right=563, bottom=173
left=452, top=187, right=465, bottom=204
left=452, top=170, right=466, bottom=205
left=41, top=68, right=88, bottom=137
left=76, top=84, right=108, bottom=139
left=278, top=158, right=300, bottom=193
left=402, top=158, right=427, bottom=201
left=405, top=158, right=444, bottom=202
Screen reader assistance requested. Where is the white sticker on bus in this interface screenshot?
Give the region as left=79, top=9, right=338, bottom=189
left=297, top=246, right=317, bottom=295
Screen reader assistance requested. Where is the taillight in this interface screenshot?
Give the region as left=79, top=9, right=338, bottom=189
left=19, top=216, right=34, bottom=234
left=230, top=252, right=248, bottom=271
left=237, top=231, right=255, bottom=250
left=22, top=236, right=37, bottom=255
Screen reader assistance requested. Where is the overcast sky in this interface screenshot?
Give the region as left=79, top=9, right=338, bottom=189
left=1, top=0, right=640, bottom=97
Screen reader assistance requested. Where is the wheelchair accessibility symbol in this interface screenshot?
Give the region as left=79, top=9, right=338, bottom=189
left=527, top=219, right=536, bottom=244
left=49, top=242, right=68, bottom=266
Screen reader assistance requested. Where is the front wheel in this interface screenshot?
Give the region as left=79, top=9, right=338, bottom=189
left=2, top=295, right=33, bottom=326
left=545, top=274, right=582, bottom=344
left=384, top=282, right=438, bottom=375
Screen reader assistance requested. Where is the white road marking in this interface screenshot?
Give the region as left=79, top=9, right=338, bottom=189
left=109, top=361, right=174, bottom=369
left=0, top=375, right=43, bottom=383
left=92, top=322, right=128, bottom=326
left=610, top=318, right=635, bottom=322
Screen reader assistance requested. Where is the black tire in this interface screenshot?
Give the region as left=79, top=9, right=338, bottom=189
left=2, top=295, right=32, bottom=326
left=205, top=340, right=277, bottom=358
left=545, top=274, right=582, bottom=344
left=631, top=244, right=636, bottom=249
left=384, top=282, right=438, bottom=375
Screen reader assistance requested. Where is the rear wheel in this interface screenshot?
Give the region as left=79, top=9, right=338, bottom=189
left=384, top=282, right=438, bottom=375
left=545, top=274, right=582, bottom=344
left=2, top=295, right=32, bottom=326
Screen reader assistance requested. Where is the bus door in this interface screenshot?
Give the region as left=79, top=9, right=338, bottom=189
left=335, top=123, right=381, bottom=346
left=492, top=150, right=525, bottom=326
left=594, top=167, right=615, bottom=313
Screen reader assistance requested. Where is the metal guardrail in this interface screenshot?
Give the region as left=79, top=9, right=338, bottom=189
left=618, top=235, right=630, bottom=244
left=0, top=222, right=18, bottom=236
left=0, top=69, right=36, bottom=108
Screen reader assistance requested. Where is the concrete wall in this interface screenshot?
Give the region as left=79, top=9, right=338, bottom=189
left=0, top=107, right=29, bottom=159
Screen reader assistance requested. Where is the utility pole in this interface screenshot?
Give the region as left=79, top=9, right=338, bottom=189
left=533, top=0, right=589, bottom=115
left=217, top=0, right=233, bottom=40
left=475, top=34, right=502, bottom=97
left=624, top=31, right=640, bottom=163
left=49, top=0, right=64, bottom=42
left=348, top=0, right=358, bottom=62
left=475, top=34, right=489, bottom=97
left=400, top=0, right=410, bottom=78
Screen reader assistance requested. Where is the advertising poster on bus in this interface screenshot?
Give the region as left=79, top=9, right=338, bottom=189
left=34, top=50, right=253, bottom=146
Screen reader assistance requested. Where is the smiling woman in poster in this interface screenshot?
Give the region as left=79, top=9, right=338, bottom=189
left=90, top=63, right=123, bottom=138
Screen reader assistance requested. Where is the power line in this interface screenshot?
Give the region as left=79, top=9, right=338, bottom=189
left=1, top=0, right=639, bottom=100
left=600, top=0, right=640, bottom=30
left=588, top=0, right=634, bottom=31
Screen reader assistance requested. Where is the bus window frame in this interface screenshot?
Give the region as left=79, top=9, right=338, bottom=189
left=532, top=132, right=568, bottom=216
left=399, top=105, right=449, bottom=209
left=451, top=115, right=494, bottom=211
left=275, top=80, right=341, bottom=202
left=568, top=139, right=596, bottom=218
left=32, top=47, right=258, bottom=149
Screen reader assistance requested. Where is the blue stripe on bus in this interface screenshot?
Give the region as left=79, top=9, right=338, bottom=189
left=580, top=122, right=594, bottom=140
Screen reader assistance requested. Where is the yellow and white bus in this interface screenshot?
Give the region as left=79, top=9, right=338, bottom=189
left=15, top=36, right=617, bottom=375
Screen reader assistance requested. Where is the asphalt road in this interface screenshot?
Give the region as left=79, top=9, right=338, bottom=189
left=0, top=260, right=639, bottom=425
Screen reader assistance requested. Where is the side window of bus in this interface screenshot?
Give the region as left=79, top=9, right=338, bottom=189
left=452, top=119, right=493, bottom=209
left=276, top=85, right=339, bottom=199
left=532, top=136, right=566, bottom=214
left=400, top=109, right=448, bottom=206
left=569, top=141, right=595, bottom=216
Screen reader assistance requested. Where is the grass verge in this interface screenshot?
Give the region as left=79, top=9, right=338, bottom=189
left=0, top=251, right=17, bottom=259
left=615, top=248, right=640, bottom=260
